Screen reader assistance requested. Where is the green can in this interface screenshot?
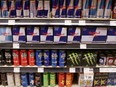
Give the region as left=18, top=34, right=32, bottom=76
left=50, top=73, right=56, bottom=86
left=43, top=73, right=49, bottom=87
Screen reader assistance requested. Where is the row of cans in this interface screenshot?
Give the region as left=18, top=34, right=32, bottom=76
left=0, top=0, right=116, bottom=18
left=0, top=26, right=116, bottom=43
left=0, top=72, right=74, bottom=87
left=0, top=49, right=66, bottom=67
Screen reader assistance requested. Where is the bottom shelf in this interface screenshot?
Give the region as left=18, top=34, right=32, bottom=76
left=0, top=72, right=116, bottom=87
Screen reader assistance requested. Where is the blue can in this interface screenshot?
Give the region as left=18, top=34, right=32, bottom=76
left=43, top=50, right=50, bottom=66
left=36, top=50, right=43, bottom=66
left=59, top=50, right=66, bottom=67
left=29, top=73, right=34, bottom=86
left=21, top=73, right=28, bottom=87
left=51, top=50, right=58, bottom=67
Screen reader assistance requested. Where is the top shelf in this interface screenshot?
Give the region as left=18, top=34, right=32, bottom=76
left=0, top=18, right=116, bottom=26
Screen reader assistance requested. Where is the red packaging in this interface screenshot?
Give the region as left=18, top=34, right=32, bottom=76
left=107, top=54, right=114, bottom=66
left=13, top=50, right=20, bottom=66
left=20, top=50, right=28, bottom=66
left=66, top=73, right=73, bottom=87
left=28, top=50, right=35, bottom=66
left=58, top=73, right=65, bottom=87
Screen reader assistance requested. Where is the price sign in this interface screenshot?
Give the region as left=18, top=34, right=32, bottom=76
left=14, top=67, right=20, bottom=72
left=69, top=68, right=76, bottom=73
left=38, top=68, right=44, bottom=72
left=8, top=20, right=15, bottom=25
left=13, top=43, right=20, bottom=49
left=65, top=20, right=72, bottom=25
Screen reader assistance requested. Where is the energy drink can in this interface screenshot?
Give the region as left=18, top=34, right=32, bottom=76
left=1, top=0, right=9, bottom=18
left=112, top=1, right=116, bottom=19
left=67, top=27, right=81, bottom=43
left=67, top=0, right=74, bottom=18
left=14, top=73, right=21, bottom=86
left=0, top=49, right=5, bottom=65
left=0, top=26, right=12, bottom=43
left=74, top=0, right=82, bottom=18
left=12, top=26, right=26, bottom=42
left=89, top=0, right=97, bottom=18
left=16, top=0, right=23, bottom=17
left=13, top=50, right=20, bottom=66
left=54, top=27, right=67, bottom=43
left=36, top=50, right=43, bottom=66
left=59, top=50, right=66, bottom=67
left=99, top=53, right=106, bottom=66
left=43, top=50, right=50, bottom=66
left=20, top=50, right=28, bottom=66
left=52, top=0, right=60, bottom=18
left=59, top=0, right=67, bottom=18
left=36, top=0, right=44, bottom=17
left=1, top=73, right=7, bottom=86
left=21, top=73, right=28, bottom=87
left=66, top=73, right=73, bottom=87
left=23, top=0, right=30, bottom=17
left=51, top=50, right=58, bottom=67
left=35, top=73, right=42, bottom=87
left=107, top=54, right=114, bottom=66
left=4, top=49, right=12, bottom=65
left=40, top=26, right=53, bottom=42
left=50, top=73, right=56, bottom=86
left=44, top=0, right=50, bottom=18
left=30, top=0, right=36, bottom=18
left=82, top=0, right=90, bottom=18
left=43, top=73, right=49, bottom=87
left=97, top=0, right=105, bottom=18
left=29, top=73, right=34, bottom=86
left=8, top=0, right=16, bottom=18
left=26, top=26, right=40, bottom=42
left=28, top=50, right=35, bottom=66
left=58, top=73, right=65, bottom=87
left=104, top=0, right=112, bottom=18
left=7, top=73, right=15, bottom=87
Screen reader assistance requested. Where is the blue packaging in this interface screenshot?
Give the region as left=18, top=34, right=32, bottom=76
left=67, top=27, right=81, bottom=43
left=12, top=26, right=26, bottom=42
left=21, top=73, right=28, bottom=87
left=89, top=0, right=97, bottom=18
left=59, top=50, right=66, bottom=67
left=104, top=0, right=112, bottom=18
left=82, top=0, right=90, bottom=18
left=1, top=0, right=9, bottom=18
left=16, top=0, right=23, bottom=17
left=51, top=50, right=58, bottom=67
left=59, top=0, right=66, bottom=18
left=66, top=0, right=74, bottom=18
left=81, top=27, right=107, bottom=43
left=29, top=73, right=34, bottom=86
left=36, top=0, right=44, bottom=17
left=54, top=27, right=67, bottom=43
left=26, top=26, right=40, bottom=42
left=36, top=50, right=43, bottom=66
left=106, top=27, right=116, bottom=43
left=0, top=27, right=12, bottom=43
left=97, top=0, right=105, bottom=18
left=23, top=0, right=30, bottom=17
left=52, top=0, right=60, bottom=18
left=43, top=50, right=50, bottom=66
left=8, top=0, right=16, bottom=17
left=40, top=26, right=53, bottom=42
left=74, top=0, right=82, bottom=18
left=44, top=0, right=50, bottom=18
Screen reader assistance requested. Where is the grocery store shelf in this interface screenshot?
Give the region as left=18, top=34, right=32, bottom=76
left=0, top=18, right=116, bottom=26
left=0, top=43, right=116, bottom=49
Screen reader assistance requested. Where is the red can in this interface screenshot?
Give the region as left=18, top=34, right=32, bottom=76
left=58, top=73, right=65, bottom=87
left=20, top=50, right=28, bottom=66
left=66, top=73, right=73, bottom=87
left=13, top=50, right=20, bottom=66
left=28, top=50, right=35, bottom=66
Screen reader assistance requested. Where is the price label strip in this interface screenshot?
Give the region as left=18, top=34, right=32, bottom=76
left=65, top=20, right=72, bottom=25
left=13, top=43, right=20, bottom=49
left=14, top=67, right=20, bottom=72
left=100, top=68, right=116, bottom=73
left=80, top=44, right=87, bottom=49
left=110, top=21, right=116, bottom=26
left=8, top=20, right=15, bottom=25
left=38, top=68, right=44, bottom=73
left=69, top=68, right=76, bottom=73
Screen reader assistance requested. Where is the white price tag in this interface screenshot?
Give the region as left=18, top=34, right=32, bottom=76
left=80, top=44, right=87, bottom=49
left=65, top=20, right=72, bottom=25
left=84, top=68, right=93, bottom=73
left=38, top=68, right=44, bottom=72
left=8, top=20, right=15, bottom=25
left=14, top=67, right=20, bottom=72
left=69, top=68, right=76, bottom=73
left=13, top=43, right=20, bottom=49
left=79, top=20, right=86, bottom=25
left=100, top=68, right=116, bottom=73
left=110, top=21, right=116, bottom=26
